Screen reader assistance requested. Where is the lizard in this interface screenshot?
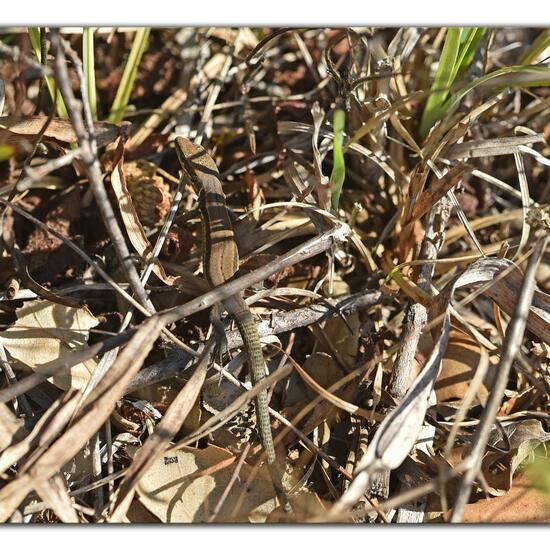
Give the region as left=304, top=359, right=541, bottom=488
left=174, top=136, right=293, bottom=514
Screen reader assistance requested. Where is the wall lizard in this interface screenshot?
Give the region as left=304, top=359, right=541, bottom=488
left=174, top=136, right=292, bottom=514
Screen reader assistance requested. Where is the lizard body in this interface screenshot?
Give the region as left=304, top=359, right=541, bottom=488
left=174, top=137, right=291, bottom=513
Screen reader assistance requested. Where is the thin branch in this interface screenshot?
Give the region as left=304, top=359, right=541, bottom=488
left=50, top=30, right=152, bottom=311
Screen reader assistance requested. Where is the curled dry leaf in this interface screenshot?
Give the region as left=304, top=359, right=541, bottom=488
left=481, top=419, right=550, bottom=496
left=136, top=445, right=278, bottom=523
left=110, top=140, right=177, bottom=285
left=124, top=159, right=171, bottom=226
left=0, top=115, right=130, bottom=148
left=0, top=300, right=99, bottom=391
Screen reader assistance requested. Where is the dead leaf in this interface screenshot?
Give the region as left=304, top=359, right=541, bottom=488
left=0, top=393, right=79, bottom=522
left=136, top=445, right=278, bottom=523
left=434, top=331, right=495, bottom=402
left=0, top=115, right=130, bottom=147
left=0, top=315, right=164, bottom=522
left=410, top=164, right=471, bottom=223
left=0, top=300, right=99, bottom=391
left=333, top=255, right=549, bottom=514
left=110, top=140, right=177, bottom=285
left=321, top=275, right=361, bottom=361
left=110, top=344, right=212, bottom=521
left=483, top=258, right=550, bottom=344
left=457, top=475, right=550, bottom=523
left=0, top=390, right=79, bottom=476
left=285, top=352, right=342, bottom=407
left=481, top=420, right=550, bottom=495
left=444, top=134, right=545, bottom=160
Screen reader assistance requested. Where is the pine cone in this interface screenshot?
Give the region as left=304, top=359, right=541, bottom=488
left=124, top=160, right=171, bottom=226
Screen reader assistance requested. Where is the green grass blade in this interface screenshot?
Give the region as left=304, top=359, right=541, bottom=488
left=108, top=28, right=150, bottom=123
left=420, top=27, right=486, bottom=139
left=330, top=108, right=346, bottom=212
left=28, top=27, right=41, bottom=58
left=443, top=64, right=550, bottom=118
left=520, top=30, right=550, bottom=64
left=419, top=27, right=462, bottom=138
left=83, top=27, right=98, bottom=120
left=456, top=27, right=486, bottom=75
left=28, top=27, right=69, bottom=118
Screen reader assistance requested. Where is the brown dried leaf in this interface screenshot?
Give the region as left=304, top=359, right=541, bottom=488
left=0, top=115, right=130, bottom=147
left=135, top=445, right=278, bottom=523
left=482, top=420, right=550, bottom=495
left=0, top=300, right=99, bottom=391
left=110, top=344, right=211, bottom=521
left=434, top=331, right=495, bottom=402
left=0, top=393, right=79, bottom=522
left=110, top=142, right=177, bottom=285
left=458, top=475, right=550, bottom=523
left=410, top=163, right=471, bottom=223
left=444, top=134, right=545, bottom=160
left=0, top=390, right=79, bottom=475
left=0, top=315, right=164, bottom=521
left=483, top=259, right=550, bottom=344
left=334, top=255, right=550, bottom=512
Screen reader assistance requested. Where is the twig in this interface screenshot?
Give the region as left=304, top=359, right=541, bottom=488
left=0, top=343, right=33, bottom=417
left=0, top=40, right=52, bottom=77
left=0, top=222, right=350, bottom=403
left=125, top=287, right=383, bottom=393
left=0, top=330, right=137, bottom=404
left=390, top=197, right=452, bottom=399
left=160, top=222, right=351, bottom=326
left=50, top=30, right=152, bottom=311
left=0, top=196, right=149, bottom=316
left=0, top=194, right=197, bottom=358
left=370, top=196, right=452, bottom=520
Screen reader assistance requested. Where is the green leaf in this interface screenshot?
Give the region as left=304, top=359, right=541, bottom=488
left=82, top=27, right=98, bottom=120
left=443, top=64, right=550, bottom=119
left=27, top=27, right=69, bottom=119
left=420, top=27, right=487, bottom=139
left=108, top=28, right=150, bottom=123
left=420, top=27, right=462, bottom=138
left=0, top=144, right=15, bottom=162
left=330, top=108, right=346, bottom=212
left=520, top=30, right=550, bottom=65
left=527, top=444, right=550, bottom=496
left=456, top=27, right=486, bottom=75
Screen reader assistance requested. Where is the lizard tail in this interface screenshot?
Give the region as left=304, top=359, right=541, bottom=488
left=229, top=296, right=294, bottom=515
